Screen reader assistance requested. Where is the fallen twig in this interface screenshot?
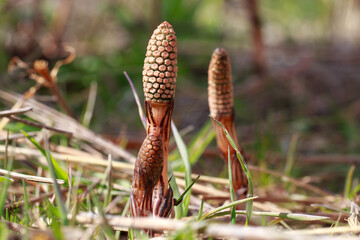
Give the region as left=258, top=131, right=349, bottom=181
left=0, top=89, right=136, bottom=163
left=0, top=168, right=65, bottom=184
left=8, top=116, right=73, bottom=136
left=0, top=131, right=38, bottom=141
left=0, top=107, right=32, bottom=117
left=4, top=188, right=70, bottom=210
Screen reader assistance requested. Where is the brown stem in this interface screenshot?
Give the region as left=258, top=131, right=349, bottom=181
left=33, top=59, right=75, bottom=118
left=49, top=84, right=75, bottom=118
left=245, top=0, right=266, bottom=74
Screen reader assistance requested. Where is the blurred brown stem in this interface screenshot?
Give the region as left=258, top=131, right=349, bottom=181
left=245, top=0, right=266, bottom=74
left=48, top=83, right=74, bottom=118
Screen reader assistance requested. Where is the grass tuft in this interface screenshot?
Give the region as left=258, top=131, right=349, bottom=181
left=228, top=147, right=236, bottom=224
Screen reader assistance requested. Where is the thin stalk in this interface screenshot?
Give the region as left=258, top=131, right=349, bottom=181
left=344, top=165, right=355, bottom=199
left=171, top=121, right=192, bottom=215
left=0, top=133, right=13, bottom=216
left=124, top=71, right=146, bottom=129
left=22, top=180, right=30, bottom=227
left=245, top=0, right=266, bottom=73
left=228, top=147, right=236, bottom=224
left=284, top=133, right=299, bottom=177
left=43, top=130, right=68, bottom=225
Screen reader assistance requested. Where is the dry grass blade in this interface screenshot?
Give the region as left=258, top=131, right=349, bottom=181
left=0, top=168, right=65, bottom=184
left=208, top=210, right=330, bottom=221
left=0, top=145, right=134, bottom=171
left=248, top=165, right=332, bottom=197
left=74, top=213, right=358, bottom=240
left=0, top=100, right=24, bottom=130
left=3, top=219, right=45, bottom=235
left=175, top=178, right=228, bottom=198
left=4, top=188, right=70, bottom=210
left=287, top=226, right=360, bottom=235
left=0, top=89, right=136, bottom=163
left=173, top=171, right=229, bottom=185
left=0, top=107, right=32, bottom=117
left=0, top=131, right=37, bottom=141
left=347, top=200, right=360, bottom=228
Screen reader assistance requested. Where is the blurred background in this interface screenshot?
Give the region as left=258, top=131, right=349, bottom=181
left=1, top=0, right=360, bottom=192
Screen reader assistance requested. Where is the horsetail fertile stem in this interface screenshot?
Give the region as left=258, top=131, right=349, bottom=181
left=131, top=21, right=177, bottom=224
left=208, top=48, right=248, bottom=200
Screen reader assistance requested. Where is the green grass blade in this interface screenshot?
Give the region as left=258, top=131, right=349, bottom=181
left=210, top=117, right=254, bottom=225
left=171, top=121, right=192, bottom=216
left=344, top=165, right=355, bottom=199
left=197, top=199, right=204, bottom=221
left=350, top=183, right=360, bottom=199
left=0, top=134, right=13, bottom=216
left=90, top=193, right=115, bottom=240
left=22, top=180, right=30, bottom=227
left=175, top=175, right=200, bottom=205
left=122, top=198, right=131, bottom=217
left=188, top=120, right=215, bottom=166
left=22, top=130, right=68, bottom=183
left=228, top=147, right=236, bottom=224
left=199, top=196, right=258, bottom=221
left=0, top=221, right=10, bottom=240
left=168, top=166, right=184, bottom=219
left=0, top=176, right=13, bottom=183
left=116, top=198, right=131, bottom=239
left=43, top=130, right=69, bottom=225
left=284, top=134, right=299, bottom=177
left=169, top=120, right=215, bottom=170
left=0, top=177, right=12, bottom=216
left=101, top=154, right=113, bottom=208
left=66, top=165, right=72, bottom=210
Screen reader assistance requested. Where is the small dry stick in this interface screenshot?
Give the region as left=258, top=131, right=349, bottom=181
left=0, top=107, right=32, bottom=117
left=8, top=116, right=73, bottom=136
left=131, top=21, right=177, bottom=222
left=0, top=168, right=64, bottom=184
left=245, top=0, right=266, bottom=73
left=0, top=132, right=38, bottom=141
left=0, top=89, right=136, bottom=163
left=208, top=48, right=248, bottom=200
